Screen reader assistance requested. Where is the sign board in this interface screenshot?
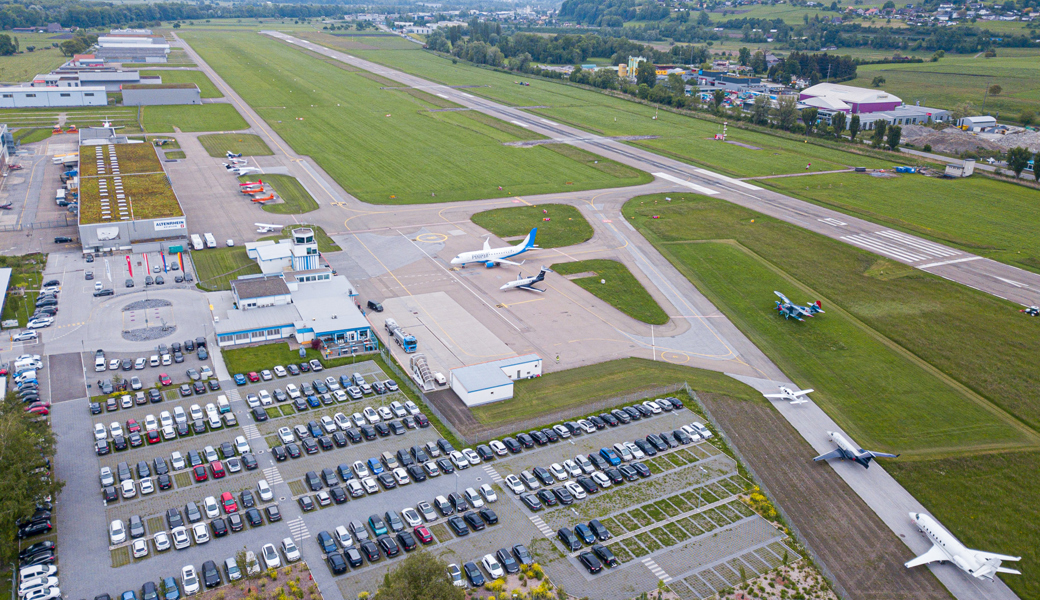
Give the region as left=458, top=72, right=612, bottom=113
left=153, top=218, right=187, bottom=231
left=168, top=245, right=183, bottom=254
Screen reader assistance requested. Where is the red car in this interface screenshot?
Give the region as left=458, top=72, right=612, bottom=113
left=210, top=460, right=226, bottom=479
left=414, top=525, right=433, bottom=544
left=126, top=419, right=141, bottom=433
left=221, top=491, right=238, bottom=513
left=27, top=406, right=50, bottom=416
left=193, top=465, right=208, bottom=482
left=146, top=430, right=161, bottom=444
left=158, top=373, right=172, bottom=386
left=247, top=372, right=260, bottom=383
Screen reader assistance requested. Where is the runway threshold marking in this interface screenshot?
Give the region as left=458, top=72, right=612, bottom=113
left=652, top=173, right=718, bottom=195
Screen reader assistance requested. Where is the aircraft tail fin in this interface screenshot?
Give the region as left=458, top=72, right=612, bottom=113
left=997, top=567, right=1023, bottom=575
left=905, top=545, right=949, bottom=569
left=518, top=228, right=537, bottom=249
left=483, top=237, right=491, bottom=252
left=816, top=300, right=822, bottom=309
left=975, top=551, right=1022, bottom=563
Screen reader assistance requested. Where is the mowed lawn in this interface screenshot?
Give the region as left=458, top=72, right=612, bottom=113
left=257, top=175, right=319, bottom=214
left=142, top=103, right=248, bottom=133
left=191, top=246, right=260, bottom=291
left=888, top=451, right=1040, bottom=600
left=762, top=172, right=1040, bottom=273
left=199, top=133, right=273, bottom=157
left=471, top=203, right=593, bottom=248
left=624, top=193, right=1039, bottom=454
left=469, top=357, right=759, bottom=424
left=180, top=31, right=649, bottom=205
left=141, top=70, right=223, bottom=98
left=553, top=259, right=668, bottom=325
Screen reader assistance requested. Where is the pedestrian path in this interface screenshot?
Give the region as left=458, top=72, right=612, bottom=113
left=287, top=517, right=310, bottom=541
left=242, top=424, right=261, bottom=440
left=483, top=465, right=503, bottom=483
left=262, top=465, right=283, bottom=485
left=642, top=557, right=673, bottom=583
left=529, top=514, right=554, bottom=538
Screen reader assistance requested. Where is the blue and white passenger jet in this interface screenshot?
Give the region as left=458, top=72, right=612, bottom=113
left=451, top=228, right=538, bottom=268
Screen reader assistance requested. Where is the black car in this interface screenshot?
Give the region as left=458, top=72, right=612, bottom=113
left=102, top=486, right=118, bottom=502
left=112, top=435, right=127, bottom=451
left=345, top=547, right=364, bottom=568
left=220, top=442, right=235, bottom=459
left=516, top=433, right=535, bottom=448
left=446, top=515, right=469, bottom=536
left=201, top=560, right=221, bottom=588
left=251, top=407, right=268, bottom=422
left=664, top=396, right=684, bottom=409
left=673, top=429, right=693, bottom=445
left=542, top=428, right=559, bottom=443
left=287, top=364, right=300, bottom=376
left=302, top=438, right=319, bottom=455
left=611, top=408, right=631, bottom=424
left=178, top=384, right=192, bottom=397
left=245, top=508, right=263, bottom=527
left=463, top=562, right=484, bottom=587
left=463, top=511, right=485, bottom=531
left=90, top=402, right=102, bottom=415
left=632, top=404, right=651, bottom=418
left=396, top=530, right=417, bottom=552
left=588, top=452, right=610, bottom=471
left=536, top=489, right=558, bottom=507
left=448, top=492, right=468, bottom=512
left=211, top=517, right=228, bottom=537
left=532, top=466, right=554, bottom=486
left=96, top=441, right=111, bottom=456
left=660, top=432, right=680, bottom=448
left=407, top=464, right=426, bottom=482
left=157, top=473, right=172, bottom=490
left=605, top=467, right=624, bottom=485
left=148, top=389, right=163, bottom=402
left=242, top=453, right=258, bottom=470
left=285, top=443, right=301, bottom=459
left=176, top=422, right=190, bottom=437
left=305, top=471, right=323, bottom=491
left=331, top=431, right=348, bottom=448
left=557, top=527, right=581, bottom=551
left=329, top=486, right=348, bottom=504
left=327, top=551, right=348, bottom=574
left=553, top=486, right=574, bottom=505
left=377, top=535, right=400, bottom=557
left=496, top=549, right=520, bottom=574
left=588, top=518, right=611, bottom=541
left=436, top=457, right=454, bottom=474
left=577, top=476, right=599, bottom=494
left=475, top=444, right=494, bottom=462
left=272, top=446, right=287, bottom=461
left=414, top=413, right=430, bottom=428
left=618, top=464, right=640, bottom=481
left=588, top=415, right=606, bottom=429
left=360, top=425, right=377, bottom=440
left=574, top=523, right=595, bottom=544
left=632, top=462, right=652, bottom=478
left=519, top=493, right=542, bottom=511
left=317, top=436, right=333, bottom=451
left=502, top=437, right=522, bottom=453
left=192, top=381, right=206, bottom=395
left=478, top=507, right=498, bottom=525
left=437, top=437, right=455, bottom=454
left=344, top=428, right=362, bottom=444
left=360, top=540, right=380, bottom=563
left=377, top=472, right=397, bottom=489
left=387, top=420, right=405, bottom=435
left=646, top=434, right=669, bottom=452
left=20, top=541, right=55, bottom=560
left=17, top=520, right=52, bottom=539
left=298, top=496, right=316, bottom=512
left=265, top=505, right=282, bottom=522
left=20, top=550, right=55, bottom=568
left=529, top=430, right=548, bottom=445
left=434, top=496, right=453, bottom=516
left=578, top=551, right=603, bottom=574
left=634, top=438, right=657, bottom=457
left=93, top=288, right=114, bottom=297
left=591, top=543, right=619, bottom=567
left=373, top=422, right=391, bottom=437
left=292, top=398, right=308, bottom=412
left=227, top=513, right=244, bottom=532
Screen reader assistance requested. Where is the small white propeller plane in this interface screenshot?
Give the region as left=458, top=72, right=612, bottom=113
left=906, top=512, right=1021, bottom=581
left=451, top=228, right=537, bottom=268
left=763, top=386, right=814, bottom=405
left=500, top=267, right=552, bottom=293
left=255, top=223, right=282, bottom=233
left=223, top=164, right=262, bottom=176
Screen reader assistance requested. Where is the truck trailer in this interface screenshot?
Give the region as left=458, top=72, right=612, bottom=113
left=385, top=318, right=417, bottom=353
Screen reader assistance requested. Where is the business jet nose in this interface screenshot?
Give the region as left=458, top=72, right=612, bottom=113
left=450, top=257, right=461, bottom=265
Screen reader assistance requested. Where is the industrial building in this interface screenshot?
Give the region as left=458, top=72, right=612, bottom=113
left=798, top=82, right=949, bottom=129
left=245, top=228, right=322, bottom=274
left=212, top=267, right=371, bottom=349
left=122, top=83, right=201, bottom=106
left=94, top=36, right=170, bottom=63
left=0, top=87, right=107, bottom=108
left=31, top=69, right=161, bottom=92
left=956, top=115, right=997, bottom=131
left=449, top=354, right=543, bottom=406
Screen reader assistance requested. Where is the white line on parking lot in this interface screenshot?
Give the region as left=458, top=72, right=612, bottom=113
left=483, top=465, right=503, bottom=483
left=262, top=466, right=284, bottom=485
left=528, top=514, right=554, bottom=538
left=641, top=557, right=672, bottom=583
left=242, top=424, right=261, bottom=440
left=287, top=516, right=310, bottom=541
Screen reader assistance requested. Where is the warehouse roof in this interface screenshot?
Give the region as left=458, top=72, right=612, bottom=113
left=800, top=82, right=901, bottom=105
left=231, top=275, right=290, bottom=300
left=451, top=354, right=541, bottom=392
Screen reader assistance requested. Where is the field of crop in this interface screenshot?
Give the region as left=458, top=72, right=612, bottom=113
left=854, top=54, right=1040, bottom=123
left=142, top=103, right=248, bottom=133
left=553, top=259, right=669, bottom=324
left=180, top=31, right=650, bottom=205
left=198, top=133, right=273, bottom=157
left=471, top=203, right=593, bottom=248
left=191, top=246, right=261, bottom=291
left=624, top=193, right=1040, bottom=454
left=0, top=37, right=67, bottom=83
left=762, top=172, right=1040, bottom=273
left=141, top=69, right=222, bottom=98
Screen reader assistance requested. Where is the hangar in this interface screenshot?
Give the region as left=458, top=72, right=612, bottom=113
left=449, top=354, right=542, bottom=407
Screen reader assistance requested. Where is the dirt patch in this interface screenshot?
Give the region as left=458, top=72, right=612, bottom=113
left=902, top=124, right=1002, bottom=155
left=699, top=394, right=949, bottom=600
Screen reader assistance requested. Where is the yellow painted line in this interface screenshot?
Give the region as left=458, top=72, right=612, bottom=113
left=497, top=297, right=544, bottom=308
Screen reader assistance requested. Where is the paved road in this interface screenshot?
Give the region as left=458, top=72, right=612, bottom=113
left=267, top=31, right=1040, bottom=310
left=253, top=32, right=1022, bottom=600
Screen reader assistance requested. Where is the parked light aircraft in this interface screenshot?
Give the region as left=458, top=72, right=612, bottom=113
left=500, top=267, right=552, bottom=292
left=255, top=223, right=281, bottom=233
left=226, top=151, right=243, bottom=158
left=763, top=386, right=813, bottom=405
left=224, top=164, right=261, bottom=176
left=251, top=194, right=274, bottom=203
left=451, top=228, right=538, bottom=268
left=239, top=179, right=262, bottom=187
left=813, top=431, right=899, bottom=468
left=774, top=291, right=824, bottom=321
left=905, top=512, right=1021, bottom=581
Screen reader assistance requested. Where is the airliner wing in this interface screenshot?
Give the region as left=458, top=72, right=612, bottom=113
left=905, top=544, right=950, bottom=569
left=493, top=258, right=525, bottom=267
left=812, top=449, right=843, bottom=462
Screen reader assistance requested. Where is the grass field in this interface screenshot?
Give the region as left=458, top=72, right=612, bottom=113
left=888, top=451, right=1040, bottom=599
left=164, top=150, right=186, bottom=159
left=854, top=54, right=1040, bottom=124
left=142, top=103, right=248, bottom=133
left=180, top=31, right=651, bottom=205
left=198, top=133, right=273, bottom=157
left=0, top=254, right=45, bottom=327
left=624, top=193, right=1040, bottom=454
left=0, top=107, right=139, bottom=131
left=250, top=174, right=318, bottom=214
left=470, top=203, right=593, bottom=248
left=761, top=172, right=1040, bottom=273
left=469, top=357, right=759, bottom=424
left=553, top=259, right=669, bottom=325
left=12, top=128, right=53, bottom=144
left=191, top=246, right=261, bottom=291
left=0, top=43, right=67, bottom=84
left=141, top=70, right=222, bottom=98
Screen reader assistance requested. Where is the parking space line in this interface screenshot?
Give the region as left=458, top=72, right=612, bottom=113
left=483, top=465, right=503, bottom=483
left=242, top=424, right=262, bottom=440
left=262, top=466, right=284, bottom=485
left=287, top=516, right=310, bottom=541
left=641, top=557, right=672, bottom=583
left=528, top=514, right=554, bottom=538
left=226, top=389, right=242, bottom=403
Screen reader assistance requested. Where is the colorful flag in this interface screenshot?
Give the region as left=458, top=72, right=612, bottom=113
left=161, top=253, right=168, bottom=272
left=177, top=252, right=184, bottom=272
left=125, top=255, right=133, bottom=277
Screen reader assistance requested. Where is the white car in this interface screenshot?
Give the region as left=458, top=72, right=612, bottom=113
left=144, top=414, right=158, bottom=432
left=261, top=544, right=281, bottom=569
left=401, top=507, right=422, bottom=528
left=120, top=479, right=136, bottom=499
left=575, top=454, right=595, bottom=474
left=192, top=522, right=210, bottom=544
left=277, top=427, right=294, bottom=445
left=577, top=419, right=596, bottom=434
left=203, top=445, right=218, bottom=463
left=189, top=404, right=203, bottom=421
left=488, top=440, right=507, bottom=456
left=18, top=576, right=58, bottom=598
left=552, top=424, right=571, bottom=439
left=200, top=366, right=213, bottom=379
left=352, top=461, right=370, bottom=479
left=479, top=483, right=498, bottom=503
left=448, top=563, right=465, bottom=588
left=205, top=403, right=218, bottom=419
left=691, top=422, right=713, bottom=439
left=461, top=447, right=481, bottom=465
left=389, top=401, right=407, bottom=417
left=181, top=565, right=200, bottom=596
left=332, top=390, right=347, bottom=403
left=120, top=395, right=134, bottom=409
left=260, top=369, right=273, bottom=381
left=12, top=331, right=38, bottom=342
left=203, top=496, right=219, bottom=519
left=352, top=412, right=366, bottom=427
left=285, top=384, right=301, bottom=399
left=333, top=412, right=351, bottom=431
left=363, top=407, right=381, bottom=424
left=281, top=538, right=301, bottom=562
left=449, top=451, right=470, bottom=470
left=26, top=317, right=53, bottom=329
left=93, top=423, right=108, bottom=442
left=392, top=467, right=411, bottom=486
left=520, top=470, right=540, bottom=490
left=139, top=477, right=155, bottom=495
left=504, top=474, right=525, bottom=495
left=624, top=441, right=645, bottom=460
left=109, top=422, right=124, bottom=439
left=153, top=530, right=171, bottom=551
left=464, top=487, right=484, bottom=508
left=22, top=588, right=60, bottom=600
left=235, top=435, right=250, bottom=454
left=159, top=411, right=173, bottom=429
left=361, top=477, right=379, bottom=494
left=549, top=463, right=568, bottom=481
left=162, top=354, right=172, bottom=366
left=325, top=376, right=341, bottom=391
left=173, top=406, right=187, bottom=425
left=565, top=480, right=587, bottom=500
left=591, top=471, right=611, bottom=488
left=18, top=566, right=56, bottom=583
left=642, top=400, right=663, bottom=414
left=273, top=365, right=287, bottom=378
left=680, top=425, right=703, bottom=442
left=335, top=525, right=354, bottom=548
left=320, top=415, right=337, bottom=434
left=171, top=526, right=190, bottom=550
left=257, top=479, right=274, bottom=502
left=131, top=538, right=149, bottom=558
left=258, top=390, right=273, bottom=406
left=404, top=400, right=420, bottom=415
left=109, top=519, right=126, bottom=544
left=171, top=451, right=186, bottom=470
left=613, top=443, right=634, bottom=462
left=563, top=459, right=582, bottom=478
left=377, top=405, right=394, bottom=421
left=109, top=358, right=121, bottom=370
left=346, top=479, right=364, bottom=497
left=481, top=554, right=504, bottom=579
left=162, top=425, right=176, bottom=441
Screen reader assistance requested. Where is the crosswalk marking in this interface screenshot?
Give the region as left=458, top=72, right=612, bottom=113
left=642, top=557, right=672, bottom=583
left=483, top=465, right=503, bottom=483
left=262, top=466, right=283, bottom=485
left=242, top=424, right=261, bottom=440
left=287, top=517, right=310, bottom=541
left=529, top=515, right=554, bottom=538
left=875, top=230, right=960, bottom=257
left=226, top=389, right=242, bottom=403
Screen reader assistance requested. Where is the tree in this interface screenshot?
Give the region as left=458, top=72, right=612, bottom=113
left=711, top=89, right=726, bottom=112
left=697, top=10, right=711, bottom=25
left=738, top=47, right=751, bottom=66
left=666, top=73, right=686, bottom=98
left=886, top=125, right=902, bottom=150
left=872, top=120, right=888, bottom=147
left=1034, top=152, right=1040, bottom=182
left=988, top=84, right=1002, bottom=96
left=0, top=392, right=64, bottom=565
left=871, top=75, right=886, bottom=87
left=1006, top=146, right=1031, bottom=177
left=636, top=60, right=657, bottom=88
left=832, top=111, right=847, bottom=138
left=751, top=94, right=771, bottom=125
left=774, top=95, right=798, bottom=130
left=1020, top=110, right=1035, bottom=126
left=374, top=552, right=464, bottom=600
left=59, top=39, right=87, bottom=57
left=801, top=107, right=819, bottom=135
left=849, top=114, right=861, bottom=141
left=0, top=34, right=18, bottom=56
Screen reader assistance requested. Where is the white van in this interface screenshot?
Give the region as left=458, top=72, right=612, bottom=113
left=14, top=359, right=42, bottom=372
left=95, top=355, right=107, bottom=372
left=55, top=189, right=66, bottom=205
